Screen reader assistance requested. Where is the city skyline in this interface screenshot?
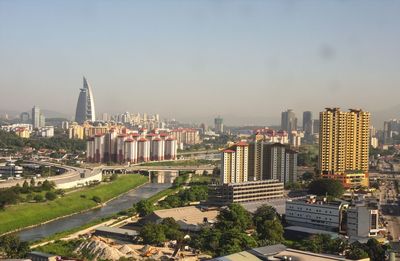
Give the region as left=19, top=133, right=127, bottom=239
left=1, top=1, right=400, bottom=126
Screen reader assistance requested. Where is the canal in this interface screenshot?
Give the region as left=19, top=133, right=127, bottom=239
left=18, top=181, right=172, bottom=242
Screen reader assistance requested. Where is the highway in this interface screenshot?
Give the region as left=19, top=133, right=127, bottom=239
left=377, top=175, right=400, bottom=241
left=0, top=161, right=99, bottom=189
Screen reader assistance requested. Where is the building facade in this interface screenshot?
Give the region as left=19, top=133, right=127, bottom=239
left=86, top=131, right=177, bottom=164
left=248, top=141, right=298, bottom=184
left=347, top=204, right=379, bottom=238
left=208, top=180, right=284, bottom=205
left=285, top=195, right=348, bottom=232
left=221, top=142, right=249, bottom=184
left=281, top=109, right=297, bottom=133
left=214, top=117, right=224, bottom=133
left=75, top=77, right=96, bottom=123
left=319, top=108, right=370, bottom=188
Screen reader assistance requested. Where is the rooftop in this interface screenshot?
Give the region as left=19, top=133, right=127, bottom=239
left=152, top=206, right=218, bottom=227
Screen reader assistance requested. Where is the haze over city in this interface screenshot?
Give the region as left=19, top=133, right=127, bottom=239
left=1, top=0, right=400, bottom=125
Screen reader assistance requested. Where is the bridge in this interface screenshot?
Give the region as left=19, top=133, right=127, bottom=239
left=101, top=164, right=215, bottom=175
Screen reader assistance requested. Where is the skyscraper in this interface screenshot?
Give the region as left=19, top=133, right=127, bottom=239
left=319, top=108, right=370, bottom=188
left=281, top=109, right=297, bottom=133
left=214, top=117, right=224, bottom=133
left=32, top=106, right=41, bottom=129
left=303, top=111, right=313, bottom=136
left=75, top=77, right=96, bottom=123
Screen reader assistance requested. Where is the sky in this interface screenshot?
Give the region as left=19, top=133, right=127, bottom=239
left=0, top=0, right=400, bottom=126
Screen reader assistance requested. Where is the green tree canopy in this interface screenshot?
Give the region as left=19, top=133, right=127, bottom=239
left=139, top=223, right=166, bottom=245
left=216, top=203, right=252, bottom=231
left=0, top=234, right=29, bottom=258
left=135, top=199, right=154, bottom=217
left=308, top=179, right=344, bottom=197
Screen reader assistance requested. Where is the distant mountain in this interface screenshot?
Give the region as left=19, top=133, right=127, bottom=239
left=0, top=109, right=72, bottom=120
left=372, top=105, right=400, bottom=128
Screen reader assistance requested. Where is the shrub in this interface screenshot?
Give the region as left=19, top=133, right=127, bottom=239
left=33, top=194, right=44, bottom=202
left=45, top=191, right=57, bottom=201
left=92, top=196, right=101, bottom=203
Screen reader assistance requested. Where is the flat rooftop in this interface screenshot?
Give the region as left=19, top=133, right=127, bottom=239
left=95, top=226, right=138, bottom=236
left=152, top=206, right=219, bottom=226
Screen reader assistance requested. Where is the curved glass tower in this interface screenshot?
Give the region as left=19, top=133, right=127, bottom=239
left=75, top=77, right=96, bottom=123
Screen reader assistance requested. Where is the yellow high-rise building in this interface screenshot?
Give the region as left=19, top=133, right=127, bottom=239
left=221, top=142, right=249, bottom=184
left=319, top=108, right=370, bottom=188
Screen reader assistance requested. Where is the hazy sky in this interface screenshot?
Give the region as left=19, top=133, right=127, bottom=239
left=1, top=0, right=400, bottom=125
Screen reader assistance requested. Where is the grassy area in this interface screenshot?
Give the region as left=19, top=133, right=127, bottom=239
left=190, top=175, right=213, bottom=185
left=35, top=239, right=83, bottom=258
left=0, top=175, right=147, bottom=235
left=139, top=159, right=216, bottom=167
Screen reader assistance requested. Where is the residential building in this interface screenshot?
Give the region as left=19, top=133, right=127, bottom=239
left=214, top=116, right=224, bottom=133
left=319, top=108, right=370, bottom=188
left=75, top=76, right=96, bottom=123
left=37, top=126, right=54, bottom=137
left=347, top=204, right=379, bottom=238
left=253, top=128, right=289, bottom=144
left=170, top=128, right=201, bottom=146
left=208, top=180, right=284, bottom=205
left=1, top=124, right=32, bottom=138
left=264, top=143, right=298, bottom=184
left=285, top=195, right=349, bottom=232
left=281, top=109, right=297, bottom=133
left=221, top=142, right=249, bottom=184
left=68, top=122, right=85, bottom=139
left=39, top=114, right=46, bottom=128
left=86, top=130, right=177, bottom=164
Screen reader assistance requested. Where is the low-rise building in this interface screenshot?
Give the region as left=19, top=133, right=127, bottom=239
left=285, top=195, right=349, bottom=232
left=347, top=204, right=380, bottom=238
left=208, top=180, right=284, bottom=205
left=212, top=244, right=369, bottom=261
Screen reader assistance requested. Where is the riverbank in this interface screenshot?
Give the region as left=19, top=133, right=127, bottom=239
left=0, top=175, right=148, bottom=235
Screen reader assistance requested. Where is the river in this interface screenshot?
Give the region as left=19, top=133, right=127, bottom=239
left=18, top=182, right=172, bottom=242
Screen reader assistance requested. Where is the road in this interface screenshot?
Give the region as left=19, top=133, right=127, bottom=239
left=377, top=176, right=400, bottom=241
left=0, top=161, right=99, bottom=189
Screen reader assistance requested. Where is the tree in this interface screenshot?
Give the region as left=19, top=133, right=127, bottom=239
left=365, top=238, right=386, bottom=261
left=30, top=178, right=35, bottom=187
left=0, top=189, right=20, bottom=209
left=136, top=200, right=154, bottom=217
left=33, top=194, right=44, bottom=202
left=218, top=228, right=257, bottom=256
left=308, top=179, right=344, bottom=197
left=139, top=223, right=166, bottom=245
left=284, top=182, right=302, bottom=190
left=41, top=180, right=55, bottom=191
left=45, top=191, right=57, bottom=201
left=161, top=218, right=184, bottom=241
left=0, top=234, right=29, bottom=258
left=216, top=204, right=252, bottom=231
left=302, top=172, right=314, bottom=182
left=21, top=180, right=30, bottom=194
